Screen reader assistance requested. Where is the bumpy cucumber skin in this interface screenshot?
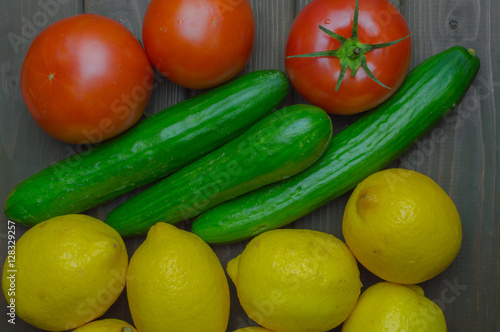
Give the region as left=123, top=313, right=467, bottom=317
left=192, top=46, right=480, bottom=245
left=5, top=70, right=290, bottom=227
left=106, top=105, right=333, bottom=237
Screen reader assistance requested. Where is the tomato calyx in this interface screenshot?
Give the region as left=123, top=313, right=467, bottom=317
left=286, top=0, right=411, bottom=92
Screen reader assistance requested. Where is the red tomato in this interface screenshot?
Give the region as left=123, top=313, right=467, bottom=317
left=285, top=0, right=412, bottom=115
left=21, top=14, right=153, bottom=144
left=142, top=0, right=255, bottom=90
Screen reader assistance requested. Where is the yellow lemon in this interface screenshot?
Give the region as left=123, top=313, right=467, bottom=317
left=72, top=318, right=137, bottom=331
left=234, top=327, right=274, bottom=332
left=342, top=282, right=447, bottom=331
left=1, top=214, right=128, bottom=331
left=342, top=168, right=462, bottom=284
left=227, top=229, right=361, bottom=332
left=126, top=222, right=230, bottom=332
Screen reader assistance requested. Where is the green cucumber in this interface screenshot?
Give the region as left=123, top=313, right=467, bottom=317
left=105, top=104, right=333, bottom=236
left=5, top=70, right=289, bottom=227
left=192, top=46, right=480, bottom=244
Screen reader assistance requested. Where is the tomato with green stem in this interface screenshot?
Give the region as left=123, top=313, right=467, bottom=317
left=285, top=0, right=412, bottom=115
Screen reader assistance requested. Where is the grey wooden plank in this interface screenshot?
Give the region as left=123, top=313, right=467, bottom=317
left=487, top=1, right=500, bottom=330
left=0, top=2, right=85, bottom=332
left=247, top=0, right=294, bottom=74
left=393, top=1, right=497, bottom=331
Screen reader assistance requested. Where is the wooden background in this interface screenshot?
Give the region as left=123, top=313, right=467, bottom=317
left=1, top=0, right=498, bottom=331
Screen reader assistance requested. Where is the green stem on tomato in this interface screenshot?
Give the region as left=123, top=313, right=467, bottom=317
left=351, top=0, right=360, bottom=40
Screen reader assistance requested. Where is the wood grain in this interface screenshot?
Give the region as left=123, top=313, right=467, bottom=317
left=0, top=0, right=498, bottom=331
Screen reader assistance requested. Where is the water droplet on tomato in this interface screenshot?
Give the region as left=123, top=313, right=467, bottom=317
left=324, top=19, right=331, bottom=24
